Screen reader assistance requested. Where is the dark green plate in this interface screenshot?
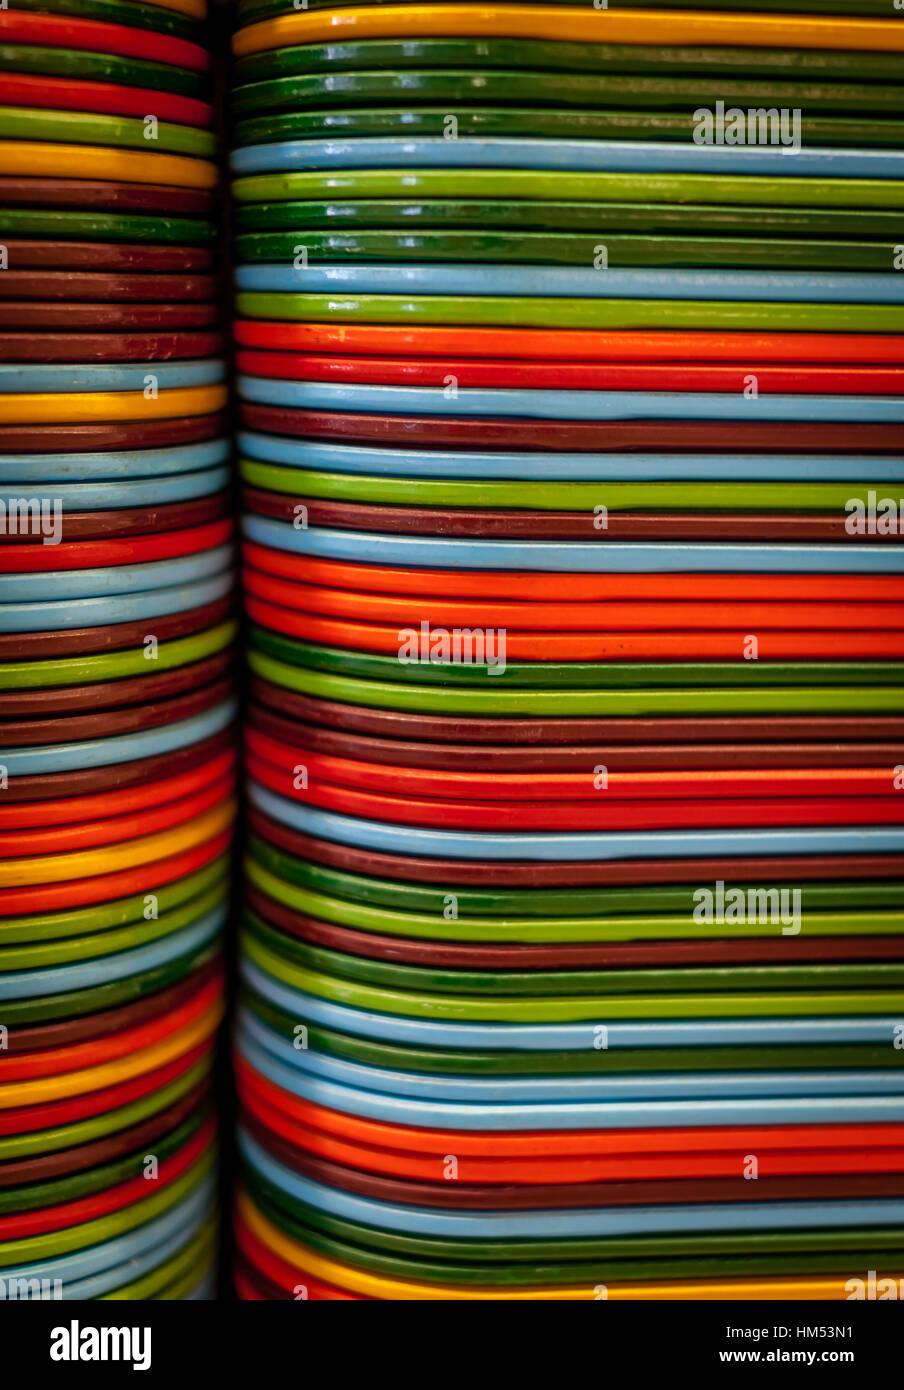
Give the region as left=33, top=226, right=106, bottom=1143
left=0, top=207, right=216, bottom=244
left=16, top=0, right=197, bottom=39
left=0, top=1111, right=203, bottom=1217
left=244, top=910, right=904, bottom=999
left=234, top=38, right=904, bottom=87
left=0, top=43, right=206, bottom=98
left=244, top=988, right=904, bottom=1078
left=233, top=67, right=904, bottom=118
left=249, top=1180, right=904, bottom=1283
left=249, top=628, right=904, bottom=692
left=233, top=197, right=904, bottom=240
left=250, top=648, right=904, bottom=716
left=233, top=229, right=894, bottom=272
left=234, top=104, right=904, bottom=150
left=247, top=836, right=904, bottom=919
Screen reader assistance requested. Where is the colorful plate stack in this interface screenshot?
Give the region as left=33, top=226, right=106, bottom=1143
left=0, top=0, right=231, bottom=1302
left=230, top=1, right=904, bottom=1300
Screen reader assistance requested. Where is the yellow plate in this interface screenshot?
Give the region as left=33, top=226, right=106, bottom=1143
left=0, top=142, right=217, bottom=189
left=0, top=384, right=227, bottom=424
left=0, top=799, right=235, bottom=888
left=0, top=1001, right=222, bottom=1109
left=240, top=1193, right=901, bottom=1302
left=233, top=4, right=904, bottom=58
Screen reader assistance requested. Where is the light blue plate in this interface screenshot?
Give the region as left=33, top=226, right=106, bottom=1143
left=241, top=516, right=904, bottom=573
left=235, top=262, right=904, bottom=304
left=0, top=360, right=226, bottom=393
left=0, top=542, right=232, bottom=601
left=229, top=136, right=904, bottom=181
left=238, top=1027, right=904, bottom=1130
left=0, top=438, right=229, bottom=483
left=0, top=695, right=236, bottom=774
left=247, top=781, right=904, bottom=863
left=237, top=373, right=904, bottom=420
left=237, top=434, right=904, bottom=482
left=0, top=571, right=233, bottom=632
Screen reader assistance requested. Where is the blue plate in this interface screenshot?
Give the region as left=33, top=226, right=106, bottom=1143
left=0, top=543, right=232, bottom=601
left=229, top=136, right=904, bottom=181
left=0, top=439, right=229, bottom=483
left=240, top=1129, right=904, bottom=1238
left=0, top=903, right=227, bottom=1001
left=0, top=695, right=236, bottom=775
left=237, top=374, right=904, bottom=421
left=242, top=959, right=904, bottom=1053
left=235, top=262, right=904, bottom=304
left=238, top=1027, right=904, bottom=1130
left=247, top=781, right=904, bottom=863
left=0, top=570, right=233, bottom=631
left=238, top=433, right=904, bottom=482
left=0, top=466, right=229, bottom=511
left=1, top=1172, right=216, bottom=1294
left=242, top=1009, right=904, bottom=1103
left=0, top=360, right=226, bottom=393
left=241, top=516, right=904, bottom=573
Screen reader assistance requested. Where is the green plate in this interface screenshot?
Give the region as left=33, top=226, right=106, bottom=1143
left=245, top=864, right=904, bottom=946
left=0, top=207, right=216, bottom=243
left=234, top=104, right=904, bottom=150
left=0, top=940, right=220, bottom=1028
left=0, top=858, right=228, bottom=946
left=234, top=229, right=894, bottom=272
left=233, top=168, right=904, bottom=212
left=0, top=880, right=229, bottom=971
left=233, top=67, right=904, bottom=118
left=0, top=1111, right=204, bottom=1217
left=106, top=1219, right=216, bottom=1302
left=250, top=1181, right=904, bottom=1284
left=249, top=628, right=904, bottom=691
left=16, top=0, right=197, bottom=39
left=0, top=105, right=215, bottom=157
left=247, top=836, right=904, bottom=919
left=233, top=198, right=904, bottom=240
left=248, top=648, right=904, bottom=719
left=0, top=1054, right=211, bottom=1163
left=237, top=290, right=904, bottom=333
left=0, top=44, right=206, bottom=98
left=0, top=622, right=235, bottom=692
left=244, top=931, right=904, bottom=1020
left=0, top=1149, right=213, bottom=1268
left=245, top=910, right=904, bottom=1000
left=233, top=38, right=904, bottom=86
left=244, top=989, right=904, bottom=1078
left=239, top=463, right=889, bottom=514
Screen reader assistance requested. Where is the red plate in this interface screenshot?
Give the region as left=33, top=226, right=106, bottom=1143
left=234, top=321, right=904, bottom=366
left=0, top=517, right=231, bottom=572
left=1, top=72, right=212, bottom=126
left=236, top=350, right=904, bottom=395
left=0, top=12, right=208, bottom=71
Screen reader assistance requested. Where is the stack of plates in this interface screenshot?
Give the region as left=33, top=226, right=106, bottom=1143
left=0, top=0, right=229, bottom=1303
left=230, top=2, right=904, bottom=1299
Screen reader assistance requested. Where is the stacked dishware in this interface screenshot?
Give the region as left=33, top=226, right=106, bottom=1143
left=230, top=0, right=904, bottom=1300
left=0, top=0, right=230, bottom=1302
